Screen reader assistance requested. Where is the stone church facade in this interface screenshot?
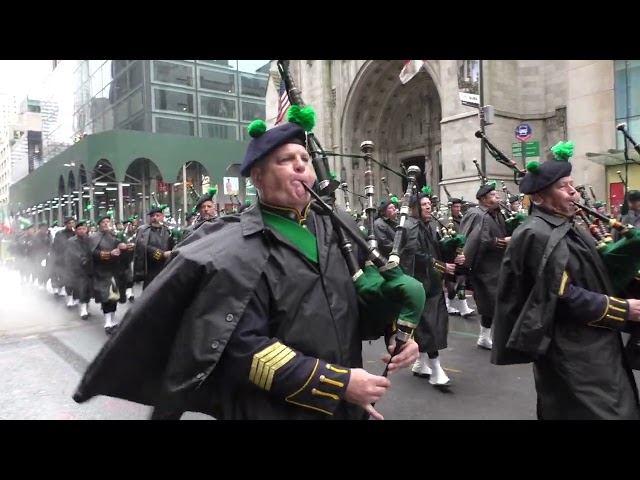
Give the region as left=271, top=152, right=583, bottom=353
left=265, top=60, right=615, bottom=210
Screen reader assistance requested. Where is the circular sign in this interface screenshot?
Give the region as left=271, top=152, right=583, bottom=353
left=515, top=124, right=532, bottom=141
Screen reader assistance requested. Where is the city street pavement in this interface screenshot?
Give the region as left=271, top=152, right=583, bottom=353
left=1, top=264, right=544, bottom=420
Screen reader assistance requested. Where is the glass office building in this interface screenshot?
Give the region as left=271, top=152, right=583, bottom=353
left=39, top=60, right=270, bottom=163
left=9, top=60, right=268, bottom=225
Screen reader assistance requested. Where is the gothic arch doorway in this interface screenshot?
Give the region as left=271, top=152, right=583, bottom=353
left=341, top=60, right=442, bottom=204
left=400, top=156, right=427, bottom=193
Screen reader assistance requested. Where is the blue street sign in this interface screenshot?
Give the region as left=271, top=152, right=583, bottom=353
left=515, top=124, right=532, bottom=141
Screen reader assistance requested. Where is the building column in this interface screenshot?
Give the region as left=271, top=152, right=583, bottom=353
left=89, top=186, right=95, bottom=223
left=117, top=181, right=124, bottom=222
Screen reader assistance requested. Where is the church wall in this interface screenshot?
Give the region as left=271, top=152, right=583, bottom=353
left=265, top=59, right=615, bottom=215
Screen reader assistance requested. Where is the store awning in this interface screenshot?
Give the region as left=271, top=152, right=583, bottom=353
left=585, top=148, right=640, bottom=167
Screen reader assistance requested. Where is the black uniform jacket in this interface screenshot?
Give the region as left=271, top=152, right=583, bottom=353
left=491, top=206, right=639, bottom=419
left=73, top=202, right=374, bottom=420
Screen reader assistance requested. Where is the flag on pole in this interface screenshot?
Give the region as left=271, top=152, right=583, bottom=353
left=399, top=60, right=427, bottom=84
left=275, top=81, right=291, bottom=125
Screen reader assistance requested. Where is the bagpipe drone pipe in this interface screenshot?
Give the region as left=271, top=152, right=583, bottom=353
left=276, top=60, right=426, bottom=363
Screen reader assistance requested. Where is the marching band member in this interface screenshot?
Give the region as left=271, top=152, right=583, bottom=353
left=491, top=142, right=640, bottom=420
left=88, top=215, right=127, bottom=335
left=373, top=198, right=399, bottom=258
left=73, top=119, right=419, bottom=420
left=65, top=220, right=93, bottom=320
left=50, top=216, right=75, bottom=299
left=132, top=206, right=176, bottom=290
left=446, top=198, right=474, bottom=317
left=400, top=189, right=457, bottom=387
left=461, top=182, right=509, bottom=350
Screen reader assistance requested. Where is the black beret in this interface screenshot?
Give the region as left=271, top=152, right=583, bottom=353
left=76, top=220, right=87, bottom=227
left=519, top=160, right=572, bottom=195
left=147, top=206, right=164, bottom=216
left=509, top=195, right=520, bottom=203
left=63, top=216, right=75, bottom=224
left=185, top=212, right=194, bottom=220
left=97, top=215, right=111, bottom=224
left=476, top=183, right=496, bottom=200
left=195, top=189, right=217, bottom=210
left=409, top=192, right=429, bottom=208
left=593, top=201, right=605, bottom=208
left=449, top=197, right=462, bottom=205
left=241, top=122, right=306, bottom=177
left=628, top=190, right=640, bottom=201
left=377, top=198, right=398, bottom=215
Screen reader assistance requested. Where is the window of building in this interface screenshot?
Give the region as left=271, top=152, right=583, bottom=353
left=615, top=60, right=640, bottom=149
left=153, top=88, right=194, bottom=115
left=200, top=95, right=236, bottom=120
left=200, top=121, right=238, bottom=140
left=155, top=115, right=195, bottom=136
left=129, top=61, right=143, bottom=90
left=241, top=101, right=266, bottom=122
left=152, top=60, right=194, bottom=87
left=198, top=67, right=236, bottom=94
left=240, top=74, right=268, bottom=98
left=129, top=89, right=144, bottom=117
left=199, top=61, right=237, bottom=69
left=241, top=124, right=252, bottom=141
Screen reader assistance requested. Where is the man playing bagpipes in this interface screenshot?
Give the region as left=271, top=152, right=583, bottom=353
left=491, top=141, right=640, bottom=420
left=444, top=197, right=475, bottom=318
left=116, top=217, right=137, bottom=303
left=72, top=103, right=424, bottom=420
left=177, top=187, right=219, bottom=244
left=132, top=205, right=176, bottom=290
left=399, top=187, right=462, bottom=388
left=88, top=214, right=128, bottom=335
left=617, top=190, right=640, bottom=238
left=50, top=216, right=76, bottom=298
left=460, top=181, right=510, bottom=350
left=32, top=221, right=51, bottom=290
left=65, top=219, right=94, bottom=320
left=373, top=197, right=399, bottom=258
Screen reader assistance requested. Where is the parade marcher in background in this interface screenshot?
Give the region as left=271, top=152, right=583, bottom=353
left=491, top=141, right=640, bottom=420
left=89, top=215, right=127, bottom=334
left=115, top=219, right=136, bottom=303
left=373, top=197, right=399, bottom=258
left=177, top=188, right=219, bottom=244
left=73, top=113, right=419, bottom=420
left=508, top=194, right=521, bottom=213
left=50, top=217, right=76, bottom=299
left=400, top=188, right=460, bottom=388
left=593, top=201, right=608, bottom=217
left=32, top=221, right=51, bottom=290
left=65, top=220, right=93, bottom=320
left=461, top=182, right=509, bottom=350
left=16, top=223, right=36, bottom=284
left=444, top=198, right=475, bottom=317
left=615, top=190, right=640, bottom=240
left=132, top=205, right=176, bottom=290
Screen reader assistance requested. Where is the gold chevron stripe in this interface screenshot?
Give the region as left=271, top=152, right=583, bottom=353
left=249, top=342, right=297, bottom=391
